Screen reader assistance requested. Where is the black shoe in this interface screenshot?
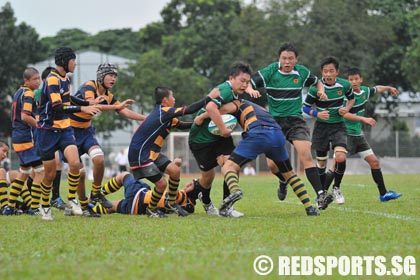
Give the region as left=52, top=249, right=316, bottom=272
left=277, top=182, right=288, bottom=201
left=219, top=190, right=243, bottom=212
left=317, top=191, right=334, bottom=210
left=90, top=192, right=113, bottom=208
left=146, top=207, right=167, bottom=218
left=2, top=206, right=23, bottom=215
left=305, top=205, right=320, bottom=216
left=82, top=206, right=101, bottom=218
left=168, top=203, right=190, bottom=217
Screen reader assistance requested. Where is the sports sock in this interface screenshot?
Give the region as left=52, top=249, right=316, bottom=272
left=167, top=177, right=180, bottom=205
left=20, top=184, right=32, bottom=209
left=40, top=181, right=53, bottom=208
left=93, top=204, right=108, bottom=214
left=305, top=167, right=324, bottom=194
left=223, top=181, right=230, bottom=199
left=333, top=161, right=346, bottom=188
left=0, top=179, right=8, bottom=208
left=274, top=171, right=287, bottom=187
left=224, top=171, right=240, bottom=194
left=317, top=166, right=326, bottom=187
left=51, top=170, right=61, bottom=200
left=323, top=169, right=334, bottom=191
left=79, top=197, right=89, bottom=208
left=91, top=183, right=102, bottom=195
left=30, top=182, right=42, bottom=210
left=8, top=178, right=25, bottom=208
left=148, top=187, right=163, bottom=209
left=26, top=176, right=33, bottom=192
left=67, top=171, right=80, bottom=200
left=102, top=177, right=121, bottom=194
left=288, top=175, right=311, bottom=209
left=194, top=179, right=211, bottom=204
left=371, top=168, right=387, bottom=196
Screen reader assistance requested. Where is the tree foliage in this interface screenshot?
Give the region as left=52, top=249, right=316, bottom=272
left=0, top=2, right=44, bottom=136
left=2, top=0, right=420, bottom=138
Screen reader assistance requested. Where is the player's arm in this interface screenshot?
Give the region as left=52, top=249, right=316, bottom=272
left=302, top=89, right=329, bottom=120
left=344, top=112, right=376, bottom=127
left=205, top=88, right=231, bottom=135
left=315, top=79, right=327, bottom=100
left=194, top=101, right=239, bottom=126
left=117, top=107, right=146, bottom=121
left=95, top=99, right=135, bottom=112
left=339, top=88, right=355, bottom=116
left=21, top=112, right=37, bottom=127
left=54, top=103, right=101, bottom=116
left=182, top=95, right=214, bottom=115
left=375, top=85, right=398, bottom=96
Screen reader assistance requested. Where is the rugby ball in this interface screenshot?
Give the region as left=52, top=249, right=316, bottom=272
left=208, top=114, right=238, bottom=135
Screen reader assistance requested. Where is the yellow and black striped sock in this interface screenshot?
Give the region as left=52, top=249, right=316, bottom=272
left=8, top=178, right=25, bottom=208
left=167, top=177, right=180, bottom=205
left=91, top=183, right=102, bottom=195
left=0, top=179, right=8, bottom=208
left=288, top=175, right=311, bottom=209
left=79, top=197, right=89, bottom=209
left=224, top=171, right=240, bottom=194
left=93, top=204, right=108, bottom=214
left=30, top=182, right=42, bottom=210
left=67, top=171, right=80, bottom=200
left=40, top=181, right=52, bottom=208
left=102, top=177, right=121, bottom=195
left=148, top=187, right=163, bottom=209
left=20, top=184, right=32, bottom=208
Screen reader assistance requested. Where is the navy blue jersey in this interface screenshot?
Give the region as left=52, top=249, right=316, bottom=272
left=11, top=86, right=36, bottom=152
left=128, top=105, right=187, bottom=167
left=37, top=70, right=72, bottom=129
left=232, top=99, right=281, bottom=131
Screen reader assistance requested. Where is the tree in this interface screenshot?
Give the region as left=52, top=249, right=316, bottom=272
left=92, top=49, right=212, bottom=137
left=0, top=2, right=44, bottom=136
left=40, top=28, right=91, bottom=60
left=402, top=6, right=420, bottom=90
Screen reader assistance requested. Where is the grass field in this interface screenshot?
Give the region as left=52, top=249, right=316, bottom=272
left=0, top=173, right=419, bottom=279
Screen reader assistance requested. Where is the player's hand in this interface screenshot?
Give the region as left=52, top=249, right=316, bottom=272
left=363, top=117, right=376, bottom=127
left=117, top=99, right=135, bottom=110
left=220, top=128, right=232, bottom=138
left=82, top=105, right=101, bottom=116
left=194, top=115, right=205, bottom=126
left=317, top=91, right=328, bottom=100
left=338, top=107, right=349, bottom=116
left=247, top=89, right=261, bottom=98
left=317, top=110, right=329, bottom=120
left=389, top=87, right=399, bottom=97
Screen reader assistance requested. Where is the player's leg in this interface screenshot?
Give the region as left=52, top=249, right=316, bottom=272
left=50, top=151, right=65, bottom=210
left=63, top=144, right=84, bottom=216
left=331, top=146, right=347, bottom=204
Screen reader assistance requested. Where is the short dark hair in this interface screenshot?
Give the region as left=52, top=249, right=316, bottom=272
left=154, top=86, right=173, bottom=105
left=347, top=67, right=361, bottom=77
left=0, top=141, right=9, bottom=148
left=41, top=66, right=55, bottom=80
left=229, top=62, right=252, bottom=78
left=23, top=67, right=39, bottom=81
left=320, top=56, right=339, bottom=70
left=278, top=42, right=299, bottom=57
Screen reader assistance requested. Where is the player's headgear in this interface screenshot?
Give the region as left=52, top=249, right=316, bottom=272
left=55, top=47, right=76, bottom=72
left=97, top=63, right=118, bottom=88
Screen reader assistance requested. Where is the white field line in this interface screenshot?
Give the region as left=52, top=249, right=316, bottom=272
left=278, top=200, right=420, bottom=223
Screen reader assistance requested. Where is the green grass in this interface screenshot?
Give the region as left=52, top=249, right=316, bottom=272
left=0, top=174, right=419, bottom=279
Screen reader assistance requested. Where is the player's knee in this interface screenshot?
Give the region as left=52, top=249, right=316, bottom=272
left=89, top=147, right=104, bottom=160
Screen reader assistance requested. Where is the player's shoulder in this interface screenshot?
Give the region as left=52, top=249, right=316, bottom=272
left=336, top=77, right=351, bottom=88
left=295, top=63, right=310, bottom=73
